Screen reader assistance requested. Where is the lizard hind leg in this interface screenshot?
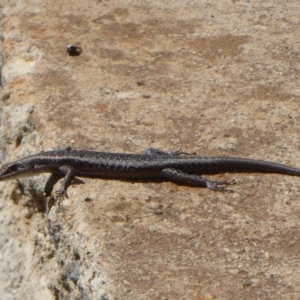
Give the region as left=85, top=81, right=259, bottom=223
left=162, top=168, right=236, bottom=192
left=145, top=148, right=196, bottom=156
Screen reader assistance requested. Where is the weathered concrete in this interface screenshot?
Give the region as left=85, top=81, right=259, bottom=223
left=1, top=1, right=300, bottom=299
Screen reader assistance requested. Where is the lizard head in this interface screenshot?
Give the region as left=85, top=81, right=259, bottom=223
left=0, top=159, right=35, bottom=180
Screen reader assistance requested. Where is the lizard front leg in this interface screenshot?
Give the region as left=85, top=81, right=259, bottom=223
left=56, top=165, right=76, bottom=198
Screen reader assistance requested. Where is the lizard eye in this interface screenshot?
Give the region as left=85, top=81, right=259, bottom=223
left=8, top=165, right=19, bottom=173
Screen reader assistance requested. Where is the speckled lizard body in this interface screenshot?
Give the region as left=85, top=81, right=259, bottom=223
left=0, top=147, right=300, bottom=198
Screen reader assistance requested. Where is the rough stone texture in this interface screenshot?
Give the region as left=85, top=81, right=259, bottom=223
left=0, top=0, right=300, bottom=299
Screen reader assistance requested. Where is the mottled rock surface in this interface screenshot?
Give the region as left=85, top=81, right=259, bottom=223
left=1, top=1, right=300, bottom=299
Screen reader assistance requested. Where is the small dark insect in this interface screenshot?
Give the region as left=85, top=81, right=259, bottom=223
left=67, top=45, right=83, bottom=56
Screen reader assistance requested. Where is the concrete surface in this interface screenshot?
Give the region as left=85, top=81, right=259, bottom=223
left=0, top=0, right=300, bottom=299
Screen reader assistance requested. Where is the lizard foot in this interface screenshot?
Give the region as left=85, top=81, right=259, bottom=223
left=206, top=179, right=236, bottom=192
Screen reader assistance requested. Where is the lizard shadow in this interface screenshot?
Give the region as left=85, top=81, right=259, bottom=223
left=44, top=173, right=236, bottom=196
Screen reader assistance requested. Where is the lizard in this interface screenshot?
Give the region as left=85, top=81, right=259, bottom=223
left=0, top=147, right=300, bottom=200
